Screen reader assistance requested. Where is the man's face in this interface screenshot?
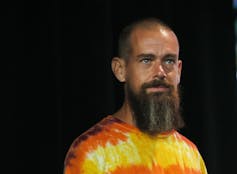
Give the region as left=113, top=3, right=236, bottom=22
left=125, top=27, right=182, bottom=96
left=124, top=27, right=183, bottom=135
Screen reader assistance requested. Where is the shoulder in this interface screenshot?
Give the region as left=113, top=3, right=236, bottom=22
left=172, top=130, right=198, bottom=150
left=64, top=115, right=132, bottom=167
left=171, top=131, right=208, bottom=173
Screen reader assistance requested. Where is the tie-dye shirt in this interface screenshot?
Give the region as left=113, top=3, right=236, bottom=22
left=64, top=115, right=207, bottom=174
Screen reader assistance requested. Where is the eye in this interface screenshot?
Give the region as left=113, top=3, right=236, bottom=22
left=162, top=56, right=177, bottom=71
left=164, top=58, right=176, bottom=65
left=142, top=58, right=151, bottom=64
left=140, top=56, right=153, bottom=64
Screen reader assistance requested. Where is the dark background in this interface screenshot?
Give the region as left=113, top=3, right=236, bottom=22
left=4, top=0, right=237, bottom=174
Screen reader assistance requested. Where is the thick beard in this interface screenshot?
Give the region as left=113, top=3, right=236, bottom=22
left=126, top=79, right=184, bottom=136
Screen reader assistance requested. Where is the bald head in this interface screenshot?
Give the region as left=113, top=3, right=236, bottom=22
left=118, top=18, right=177, bottom=60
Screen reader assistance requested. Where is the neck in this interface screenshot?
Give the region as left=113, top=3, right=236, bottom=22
left=112, top=100, right=135, bottom=126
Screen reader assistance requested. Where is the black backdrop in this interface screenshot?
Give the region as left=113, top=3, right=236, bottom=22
left=4, top=0, right=237, bottom=174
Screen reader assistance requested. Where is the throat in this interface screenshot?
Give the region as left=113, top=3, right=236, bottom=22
left=112, top=102, right=135, bottom=126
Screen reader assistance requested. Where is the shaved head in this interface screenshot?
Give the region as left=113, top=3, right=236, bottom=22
left=118, top=18, right=174, bottom=60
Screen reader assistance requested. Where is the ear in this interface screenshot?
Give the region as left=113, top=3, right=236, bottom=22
left=111, top=57, right=126, bottom=82
left=177, top=60, right=182, bottom=84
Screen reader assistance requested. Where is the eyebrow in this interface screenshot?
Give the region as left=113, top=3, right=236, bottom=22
left=136, top=53, right=178, bottom=60
left=163, top=53, right=178, bottom=59
left=136, top=53, right=156, bottom=59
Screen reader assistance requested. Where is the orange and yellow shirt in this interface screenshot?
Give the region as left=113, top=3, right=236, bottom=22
left=64, top=115, right=207, bottom=174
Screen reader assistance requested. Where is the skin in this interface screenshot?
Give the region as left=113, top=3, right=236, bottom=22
left=111, top=26, right=182, bottom=127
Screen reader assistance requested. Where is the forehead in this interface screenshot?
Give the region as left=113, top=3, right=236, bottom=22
left=129, top=27, right=179, bottom=55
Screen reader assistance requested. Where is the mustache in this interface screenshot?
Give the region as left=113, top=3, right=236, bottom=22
left=141, top=79, right=173, bottom=90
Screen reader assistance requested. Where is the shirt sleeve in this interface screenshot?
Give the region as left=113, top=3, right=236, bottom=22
left=199, top=152, right=208, bottom=174
left=63, top=147, right=102, bottom=174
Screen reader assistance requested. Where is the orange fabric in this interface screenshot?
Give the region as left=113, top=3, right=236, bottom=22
left=64, top=116, right=207, bottom=174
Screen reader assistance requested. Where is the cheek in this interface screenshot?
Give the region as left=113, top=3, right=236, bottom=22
left=126, top=68, right=146, bottom=93
left=126, top=74, right=140, bottom=93
left=168, top=71, right=180, bottom=86
left=175, top=73, right=181, bottom=84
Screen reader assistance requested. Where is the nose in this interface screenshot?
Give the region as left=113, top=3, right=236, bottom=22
left=153, top=62, right=167, bottom=80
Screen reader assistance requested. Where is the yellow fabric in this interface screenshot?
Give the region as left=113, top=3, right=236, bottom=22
left=64, top=116, right=208, bottom=174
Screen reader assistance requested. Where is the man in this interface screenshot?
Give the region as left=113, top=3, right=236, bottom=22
left=64, top=17, right=208, bottom=174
